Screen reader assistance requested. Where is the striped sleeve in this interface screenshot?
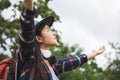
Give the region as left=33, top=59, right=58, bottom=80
left=19, top=6, right=36, bottom=60
left=54, top=54, right=88, bottom=74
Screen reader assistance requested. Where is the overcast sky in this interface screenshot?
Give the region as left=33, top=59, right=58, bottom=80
left=48, top=0, right=120, bottom=47
left=2, top=0, right=120, bottom=68
left=46, top=0, right=120, bottom=50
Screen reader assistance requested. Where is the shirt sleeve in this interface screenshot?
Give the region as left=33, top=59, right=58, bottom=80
left=54, top=54, right=88, bottom=74
left=18, top=6, right=36, bottom=61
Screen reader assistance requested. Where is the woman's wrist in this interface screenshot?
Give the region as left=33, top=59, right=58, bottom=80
left=87, top=52, right=97, bottom=60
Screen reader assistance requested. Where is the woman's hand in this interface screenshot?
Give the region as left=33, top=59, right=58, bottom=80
left=87, top=45, right=106, bottom=60
left=24, top=0, right=33, bottom=10
left=92, top=45, right=106, bottom=56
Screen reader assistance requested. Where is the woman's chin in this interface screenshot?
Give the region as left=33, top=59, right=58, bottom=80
left=52, top=42, right=58, bottom=46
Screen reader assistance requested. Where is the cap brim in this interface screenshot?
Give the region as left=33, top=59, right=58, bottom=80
left=35, top=16, right=54, bottom=30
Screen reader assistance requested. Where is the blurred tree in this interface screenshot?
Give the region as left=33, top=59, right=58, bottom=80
left=104, top=42, right=120, bottom=80
left=0, top=53, right=9, bottom=61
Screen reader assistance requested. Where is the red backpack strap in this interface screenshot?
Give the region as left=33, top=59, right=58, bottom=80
left=0, top=58, right=15, bottom=80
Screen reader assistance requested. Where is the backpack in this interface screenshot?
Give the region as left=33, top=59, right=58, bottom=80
left=0, top=58, right=15, bottom=80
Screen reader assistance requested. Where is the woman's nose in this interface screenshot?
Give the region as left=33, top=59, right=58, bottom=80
left=52, top=31, right=56, bottom=36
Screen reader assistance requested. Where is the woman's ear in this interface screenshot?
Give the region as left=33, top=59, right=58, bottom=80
left=36, top=35, right=43, bottom=43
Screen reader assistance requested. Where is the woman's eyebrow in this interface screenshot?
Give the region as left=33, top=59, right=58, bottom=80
left=46, top=27, right=51, bottom=29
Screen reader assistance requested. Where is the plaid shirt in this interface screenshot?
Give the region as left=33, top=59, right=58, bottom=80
left=16, top=6, right=88, bottom=80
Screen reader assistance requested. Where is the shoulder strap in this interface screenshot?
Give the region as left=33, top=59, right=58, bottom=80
left=0, top=58, right=15, bottom=80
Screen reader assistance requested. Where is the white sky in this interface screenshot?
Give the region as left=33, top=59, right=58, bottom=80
left=48, top=0, right=120, bottom=48
left=1, top=0, right=120, bottom=69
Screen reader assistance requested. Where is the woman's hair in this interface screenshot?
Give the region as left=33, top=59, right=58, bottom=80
left=33, top=23, right=46, bottom=80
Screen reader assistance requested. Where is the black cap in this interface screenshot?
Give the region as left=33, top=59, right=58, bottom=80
left=35, top=16, right=54, bottom=30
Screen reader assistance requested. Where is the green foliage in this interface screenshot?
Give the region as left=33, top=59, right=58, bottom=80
left=104, top=42, right=120, bottom=80
left=0, top=54, right=9, bottom=61
left=0, top=0, right=11, bottom=10
left=34, top=0, right=60, bottom=21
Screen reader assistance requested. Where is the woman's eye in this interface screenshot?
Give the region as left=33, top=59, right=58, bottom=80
left=47, top=29, right=51, bottom=31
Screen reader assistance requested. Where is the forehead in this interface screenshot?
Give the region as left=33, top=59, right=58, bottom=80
left=41, top=25, right=52, bottom=33
left=43, top=25, right=50, bottom=29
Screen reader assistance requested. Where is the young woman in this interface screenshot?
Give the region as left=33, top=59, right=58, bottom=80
left=16, top=0, right=106, bottom=80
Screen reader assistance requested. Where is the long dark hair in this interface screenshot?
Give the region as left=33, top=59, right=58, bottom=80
left=33, top=41, right=46, bottom=80
left=33, top=23, right=46, bottom=80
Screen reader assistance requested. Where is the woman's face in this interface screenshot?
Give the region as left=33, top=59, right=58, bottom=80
left=36, top=25, right=58, bottom=49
